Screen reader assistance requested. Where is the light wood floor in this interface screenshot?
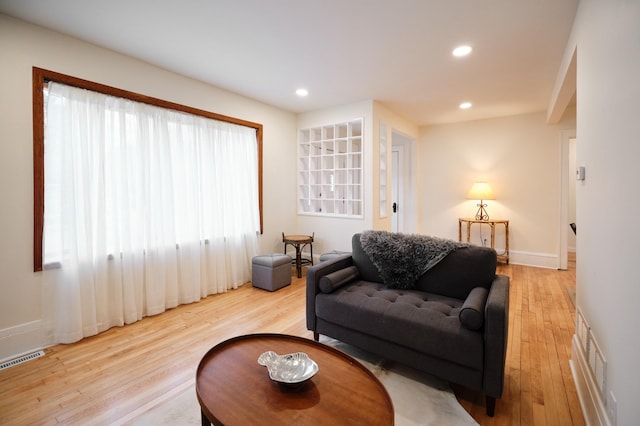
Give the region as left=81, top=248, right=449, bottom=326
left=453, top=260, right=583, bottom=425
left=0, top=262, right=583, bottom=425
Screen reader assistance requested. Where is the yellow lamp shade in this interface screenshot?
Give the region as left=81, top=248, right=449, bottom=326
left=467, top=182, right=495, bottom=200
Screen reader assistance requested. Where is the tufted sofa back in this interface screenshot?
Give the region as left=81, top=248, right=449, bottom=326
left=351, top=234, right=384, bottom=283
left=351, top=233, right=497, bottom=300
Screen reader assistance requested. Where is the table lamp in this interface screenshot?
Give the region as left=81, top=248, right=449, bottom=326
left=467, top=182, right=495, bottom=221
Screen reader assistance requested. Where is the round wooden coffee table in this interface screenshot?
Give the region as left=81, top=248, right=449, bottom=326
left=196, top=333, right=394, bottom=425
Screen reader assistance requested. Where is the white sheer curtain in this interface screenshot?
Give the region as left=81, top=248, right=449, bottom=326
left=42, top=82, right=259, bottom=344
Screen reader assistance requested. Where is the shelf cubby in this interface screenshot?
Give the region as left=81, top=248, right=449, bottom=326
left=297, top=118, right=363, bottom=218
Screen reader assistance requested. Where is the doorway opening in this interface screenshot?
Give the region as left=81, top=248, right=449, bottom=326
left=559, top=130, right=577, bottom=270
left=391, top=130, right=417, bottom=233
left=568, top=137, right=577, bottom=271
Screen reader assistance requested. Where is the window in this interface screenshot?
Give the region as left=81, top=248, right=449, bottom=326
left=297, top=119, right=363, bottom=217
left=32, top=67, right=263, bottom=272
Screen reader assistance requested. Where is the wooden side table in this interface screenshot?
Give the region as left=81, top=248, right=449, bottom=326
left=458, top=218, right=510, bottom=264
left=282, top=233, right=314, bottom=278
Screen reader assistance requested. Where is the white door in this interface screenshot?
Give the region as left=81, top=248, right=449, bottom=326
left=559, top=130, right=576, bottom=270
left=391, top=130, right=416, bottom=234
left=391, top=148, right=402, bottom=232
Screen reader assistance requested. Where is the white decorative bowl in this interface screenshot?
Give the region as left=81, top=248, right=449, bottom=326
left=257, top=351, right=319, bottom=385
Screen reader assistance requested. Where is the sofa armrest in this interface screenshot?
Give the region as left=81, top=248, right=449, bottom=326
left=306, top=254, right=354, bottom=332
left=483, top=274, right=510, bottom=399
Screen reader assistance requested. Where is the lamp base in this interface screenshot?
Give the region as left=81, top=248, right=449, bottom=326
left=475, top=202, right=489, bottom=221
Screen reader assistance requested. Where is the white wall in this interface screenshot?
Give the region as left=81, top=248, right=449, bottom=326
left=569, top=1, right=640, bottom=425
left=419, top=111, right=576, bottom=267
left=294, top=100, right=420, bottom=256
left=0, top=14, right=298, bottom=360
left=373, top=101, right=420, bottom=233
left=295, top=101, right=375, bottom=255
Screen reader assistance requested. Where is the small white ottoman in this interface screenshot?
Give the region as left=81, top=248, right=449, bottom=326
left=251, top=254, right=292, bottom=291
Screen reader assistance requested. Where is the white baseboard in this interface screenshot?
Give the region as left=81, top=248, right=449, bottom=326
left=507, top=250, right=559, bottom=269
left=571, top=334, right=610, bottom=426
left=0, top=320, right=49, bottom=363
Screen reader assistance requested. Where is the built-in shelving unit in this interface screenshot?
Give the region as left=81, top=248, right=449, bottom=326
left=298, top=118, right=363, bottom=217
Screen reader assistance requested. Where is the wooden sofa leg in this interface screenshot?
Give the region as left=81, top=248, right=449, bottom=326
left=486, top=396, right=496, bottom=417
left=313, top=332, right=319, bottom=341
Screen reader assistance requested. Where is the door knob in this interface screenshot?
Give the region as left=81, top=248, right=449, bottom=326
left=392, top=202, right=397, bottom=213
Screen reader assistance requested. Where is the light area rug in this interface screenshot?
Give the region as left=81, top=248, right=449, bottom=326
left=119, top=336, right=478, bottom=425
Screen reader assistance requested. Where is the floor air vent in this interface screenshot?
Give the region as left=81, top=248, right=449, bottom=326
left=0, top=350, right=45, bottom=370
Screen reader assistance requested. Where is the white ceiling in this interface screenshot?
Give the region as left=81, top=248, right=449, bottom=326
left=0, top=0, right=579, bottom=125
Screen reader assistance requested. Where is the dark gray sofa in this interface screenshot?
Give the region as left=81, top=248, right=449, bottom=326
left=306, top=233, right=510, bottom=416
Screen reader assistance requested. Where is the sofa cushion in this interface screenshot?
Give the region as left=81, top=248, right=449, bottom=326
left=353, top=233, right=497, bottom=300
left=459, top=287, right=489, bottom=330
left=359, top=230, right=468, bottom=289
left=414, top=245, right=497, bottom=300
left=319, top=266, right=360, bottom=293
left=315, top=280, right=484, bottom=370
left=351, top=234, right=383, bottom=283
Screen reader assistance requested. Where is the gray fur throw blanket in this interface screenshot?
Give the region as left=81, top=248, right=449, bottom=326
left=360, top=230, right=468, bottom=289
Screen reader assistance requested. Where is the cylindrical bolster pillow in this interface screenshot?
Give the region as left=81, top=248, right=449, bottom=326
left=459, top=286, right=489, bottom=330
left=319, top=266, right=360, bottom=294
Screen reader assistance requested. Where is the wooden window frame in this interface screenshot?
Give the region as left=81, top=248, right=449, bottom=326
left=32, top=67, right=263, bottom=272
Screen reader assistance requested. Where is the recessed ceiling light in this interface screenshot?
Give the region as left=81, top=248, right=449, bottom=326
left=459, top=102, right=472, bottom=109
left=452, top=45, right=472, bottom=57
left=296, top=88, right=309, bottom=97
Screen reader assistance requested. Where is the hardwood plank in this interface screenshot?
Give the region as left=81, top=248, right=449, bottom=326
left=455, top=264, right=584, bottom=425
left=0, top=263, right=585, bottom=425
